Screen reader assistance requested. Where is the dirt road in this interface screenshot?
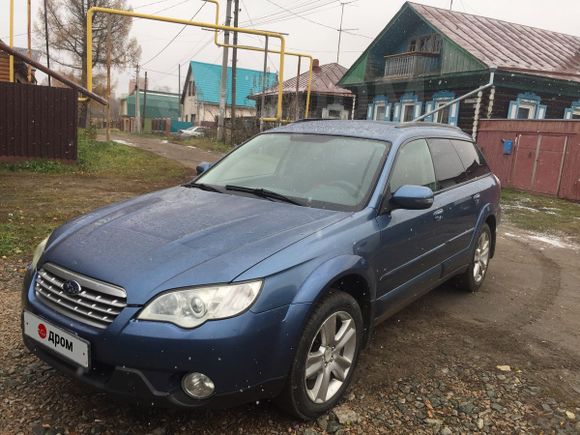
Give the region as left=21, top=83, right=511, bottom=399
left=104, top=132, right=222, bottom=170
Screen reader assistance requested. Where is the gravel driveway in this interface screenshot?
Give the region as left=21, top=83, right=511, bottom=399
left=2, top=227, right=579, bottom=434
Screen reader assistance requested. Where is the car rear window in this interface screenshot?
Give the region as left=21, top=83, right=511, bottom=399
left=427, top=138, right=466, bottom=189
left=450, top=139, right=491, bottom=180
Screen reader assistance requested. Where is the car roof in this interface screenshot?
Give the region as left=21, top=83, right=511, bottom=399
left=268, top=120, right=472, bottom=144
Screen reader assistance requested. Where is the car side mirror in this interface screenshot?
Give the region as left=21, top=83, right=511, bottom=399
left=390, top=185, right=434, bottom=210
left=196, top=161, right=212, bottom=175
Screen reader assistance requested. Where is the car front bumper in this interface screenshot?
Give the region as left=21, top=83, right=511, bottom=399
left=21, top=268, right=311, bottom=408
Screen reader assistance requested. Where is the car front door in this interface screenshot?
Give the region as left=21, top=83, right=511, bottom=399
left=373, top=138, right=444, bottom=321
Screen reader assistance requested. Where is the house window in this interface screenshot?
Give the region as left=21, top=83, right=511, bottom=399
left=402, top=104, right=415, bottom=122
left=508, top=92, right=546, bottom=120
left=516, top=104, right=535, bottom=119
left=564, top=100, right=580, bottom=119
left=393, top=93, right=421, bottom=123
left=408, top=34, right=441, bottom=53
left=424, top=91, right=459, bottom=126
left=371, top=96, right=390, bottom=121
left=434, top=102, right=450, bottom=124
left=374, top=103, right=386, bottom=120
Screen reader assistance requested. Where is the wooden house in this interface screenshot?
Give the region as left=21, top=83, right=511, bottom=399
left=338, top=2, right=580, bottom=137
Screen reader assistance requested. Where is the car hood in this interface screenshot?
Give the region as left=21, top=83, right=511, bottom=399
left=44, top=187, right=344, bottom=304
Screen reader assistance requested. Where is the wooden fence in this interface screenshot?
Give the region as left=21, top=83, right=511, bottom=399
left=0, top=82, right=78, bottom=161
left=477, top=119, right=580, bottom=201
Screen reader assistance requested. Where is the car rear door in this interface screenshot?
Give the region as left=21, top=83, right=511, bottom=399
left=427, top=138, right=482, bottom=275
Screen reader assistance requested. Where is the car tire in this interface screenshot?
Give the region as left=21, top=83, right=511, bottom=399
left=276, top=291, right=363, bottom=420
left=455, top=223, right=492, bottom=292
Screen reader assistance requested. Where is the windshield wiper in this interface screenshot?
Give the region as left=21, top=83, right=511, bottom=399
left=225, top=185, right=303, bottom=206
left=184, top=182, right=222, bottom=193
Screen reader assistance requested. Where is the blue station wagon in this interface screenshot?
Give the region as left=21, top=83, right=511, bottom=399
left=22, top=120, right=500, bottom=419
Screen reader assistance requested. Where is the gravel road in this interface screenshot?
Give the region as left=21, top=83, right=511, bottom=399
left=2, top=228, right=579, bottom=434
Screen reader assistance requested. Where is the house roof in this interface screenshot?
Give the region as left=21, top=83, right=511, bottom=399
left=184, top=60, right=277, bottom=108
left=340, top=2, right=580, bottom=87
left=251, top=62, right=353, bottom=98
left=408, top=2, right=580, bottom=83
left=124, top=90, right=180, bottom=119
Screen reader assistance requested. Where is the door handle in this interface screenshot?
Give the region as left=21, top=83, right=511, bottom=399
left=433, top=209, right=444, bottom=221
left=473, top=193, right=481, bottom=204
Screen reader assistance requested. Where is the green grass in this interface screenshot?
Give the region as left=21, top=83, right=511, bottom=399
left=501, top=188, right=580, bottom=242
left=1, top=134, right=186, bottom=181
left=0, top=133, right=191, bottom=258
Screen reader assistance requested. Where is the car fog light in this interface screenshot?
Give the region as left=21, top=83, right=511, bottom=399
left=182, top=372, right=215, bottom=399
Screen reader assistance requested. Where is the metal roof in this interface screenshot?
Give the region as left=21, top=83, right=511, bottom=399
left=252, top=63, right=353, bottom=98
left=186, top=61, right=277, bottom=108
left=409, top=2, right=580, bottom=83
left=268, top=119, right=471, bottom=143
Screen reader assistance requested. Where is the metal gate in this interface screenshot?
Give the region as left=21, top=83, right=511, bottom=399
left=477, top=120, right=580, bottom=201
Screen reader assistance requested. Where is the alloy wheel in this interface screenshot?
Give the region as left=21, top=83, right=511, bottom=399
left=304, top=311, right=357, bottom=404
left=473, top=231, right=490, bottom=284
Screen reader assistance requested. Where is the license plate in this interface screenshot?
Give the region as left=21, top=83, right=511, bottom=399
left=23, top=311, right=90, bottom=369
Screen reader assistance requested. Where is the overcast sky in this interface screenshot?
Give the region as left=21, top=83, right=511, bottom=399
left=2, top=0, right=580, bottom=97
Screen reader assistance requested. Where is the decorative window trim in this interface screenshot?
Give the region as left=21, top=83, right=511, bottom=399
left=369, top=95, right=391, bottom=121
left=424, top=91, right=459, bottom=126
left=507, top=92, right=546, bottom=120
left=393, top=93, right=422, bottom=123
left=564, top=100, right=580, bottom=120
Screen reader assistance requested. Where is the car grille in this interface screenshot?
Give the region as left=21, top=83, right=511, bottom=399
left=35, top=263, right=127, bottom=329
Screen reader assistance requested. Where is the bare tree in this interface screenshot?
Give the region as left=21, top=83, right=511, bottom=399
left=35, top=0, right=141, bottom=127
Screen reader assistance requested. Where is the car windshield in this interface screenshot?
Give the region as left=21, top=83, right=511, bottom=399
left=196, top=133, right=390, bottom=211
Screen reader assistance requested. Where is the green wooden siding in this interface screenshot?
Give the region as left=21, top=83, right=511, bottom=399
left=440, top=40, right=484, bottom=75
left=340, top=54, right=368, bottom=86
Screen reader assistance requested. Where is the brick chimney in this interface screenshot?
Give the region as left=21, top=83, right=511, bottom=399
left=313, top=59, right=321, bottom=73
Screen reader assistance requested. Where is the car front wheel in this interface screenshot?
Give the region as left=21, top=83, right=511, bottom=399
left=277, top=291, right=363, bottom=420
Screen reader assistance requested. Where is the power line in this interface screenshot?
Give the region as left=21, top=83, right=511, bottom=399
left=240, top=0, right=278, bottom=72
left=262, top=0, right=372, bottom=38
left=141, top=2, right=206, bottom=66
left=239, top=0, right=332, bottom=26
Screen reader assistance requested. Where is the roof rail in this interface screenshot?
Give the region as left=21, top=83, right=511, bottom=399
left=292, top=118, right=327, bottom=123
left=395, top=122, right=461, bottom=130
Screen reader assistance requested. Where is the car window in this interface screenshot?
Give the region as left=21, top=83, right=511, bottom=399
left=197, top=133, right=390, bottom=211
left=427, top=138, right=466, bottom=190
left=450, top=139, right=491, bottom=180
left=389, top=139, right=437, bottom=193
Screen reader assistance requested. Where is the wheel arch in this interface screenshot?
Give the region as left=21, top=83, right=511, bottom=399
left=291, top=255, right=376, bottom=347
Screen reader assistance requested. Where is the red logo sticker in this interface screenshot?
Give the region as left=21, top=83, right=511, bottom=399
left=38, top=323, right=47, bottom=339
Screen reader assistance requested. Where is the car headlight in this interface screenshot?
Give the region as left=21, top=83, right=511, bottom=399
left=31, top=236, right=49, bottom=270
left=137, top=280, right=263, bottom=328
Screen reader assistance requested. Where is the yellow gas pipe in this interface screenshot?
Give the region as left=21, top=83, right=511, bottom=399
left=86, top=7, right=288, bottom=122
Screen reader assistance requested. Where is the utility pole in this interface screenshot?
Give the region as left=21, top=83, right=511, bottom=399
left=43, top=0, right=51, bottom=86
left=217, top=0, right=233, bottom=142
left=135, top=64, right=141, bottom=134
left=178, top=63, right=181, bottom=121
left=259, top=36, right=269, bottom=132
left=449, top=0, right=454, bottom=10
left=106, top=19, right=112, bottom=141
left=27, top=0, right=32, bottom=82
left=336, top=1, right=358, bottom=64
left=231, top=0, right=240, bottom=142
left=142, top=71, right=148, bottom=132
